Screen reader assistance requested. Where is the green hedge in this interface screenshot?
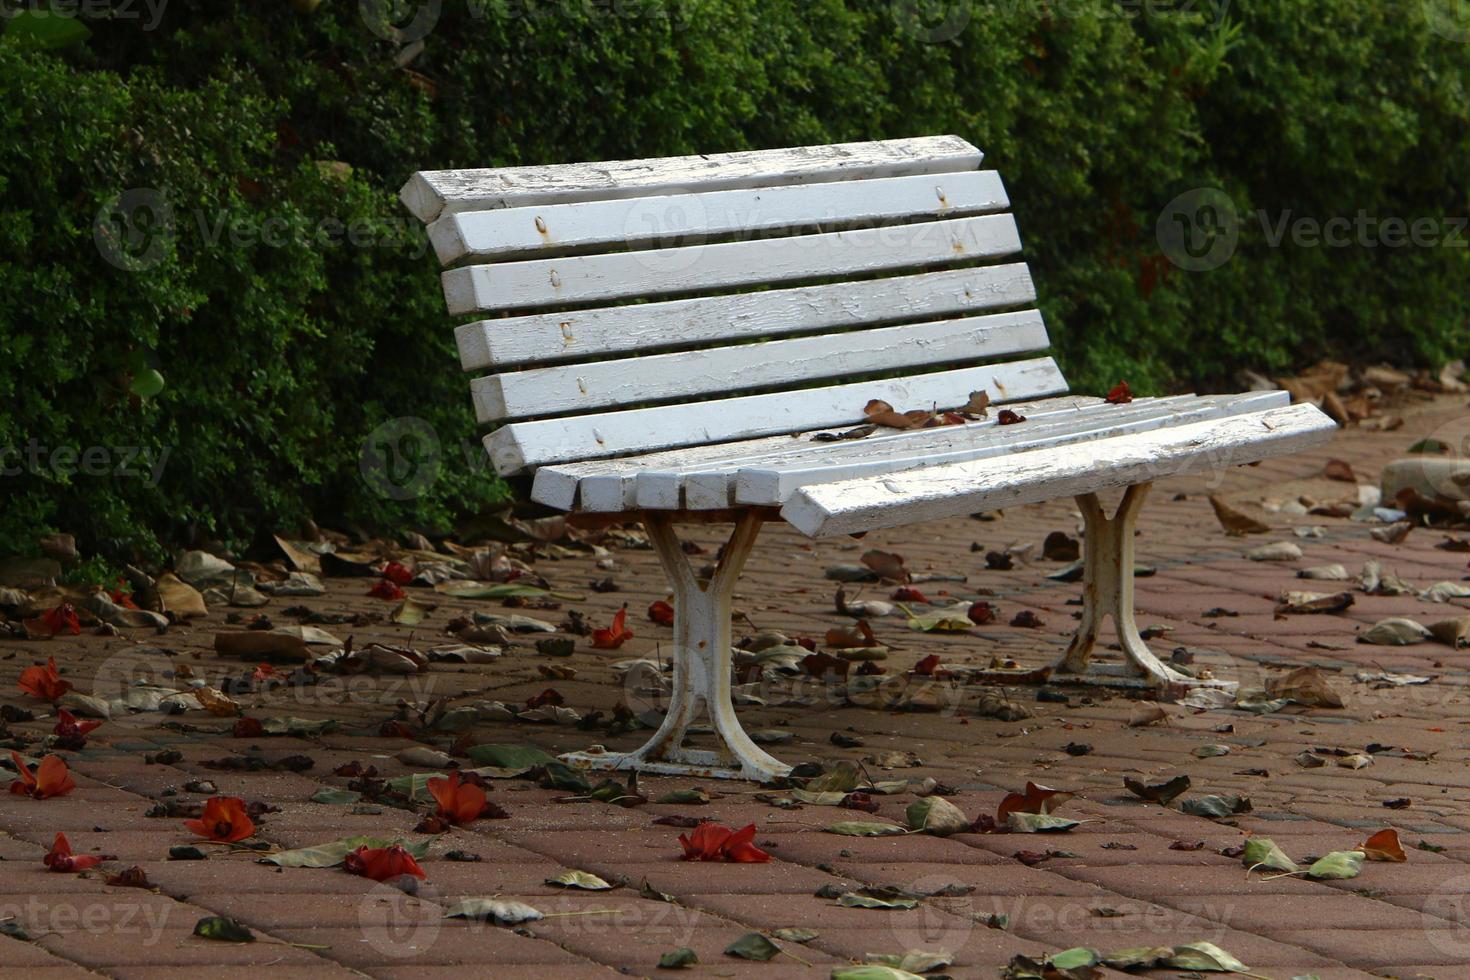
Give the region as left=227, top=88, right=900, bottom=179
left=2, top=0, right=1467, bottom=560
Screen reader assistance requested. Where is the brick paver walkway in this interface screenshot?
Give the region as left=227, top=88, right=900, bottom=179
left=4, top=395, right=1470, bottom=978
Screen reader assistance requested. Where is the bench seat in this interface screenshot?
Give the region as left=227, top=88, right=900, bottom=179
left=532, top=390, right=1311, bottom=518
left=402, top=136, right=1337, bottom=780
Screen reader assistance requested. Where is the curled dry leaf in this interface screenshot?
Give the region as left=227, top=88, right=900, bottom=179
left=1356, top=828, right=1406, bottom=862
left=995, top=782, right=1074, bottom=823
left=1265, top=666, right=1343, bottom=708
left=1207, top=495, right=1270, bottom=535
left=1359, top=617, right=1431, bottom=646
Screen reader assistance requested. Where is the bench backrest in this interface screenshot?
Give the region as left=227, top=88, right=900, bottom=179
left=401, top=136, right=1068, bottom=477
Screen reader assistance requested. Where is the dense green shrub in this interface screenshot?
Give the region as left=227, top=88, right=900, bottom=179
left=1, top=0, right=1466, bottom=560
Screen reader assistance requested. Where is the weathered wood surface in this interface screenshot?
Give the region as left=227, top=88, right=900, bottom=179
left=441, top=213, right=1021, bottom=315
left=469, top=310, right=1049, bottom=422
left=429, top=169, right=1009, bottom=264
left=401, top=135, right=982, bottom=223
left=454, top=263, right=1036, bottom=370
left=486, top=356, right=1067, bottom=476
left=780, top=403, right=1339, bottom=537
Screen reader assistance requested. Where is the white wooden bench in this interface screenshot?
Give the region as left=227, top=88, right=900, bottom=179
left=402, top=136, right=1337, bottom=781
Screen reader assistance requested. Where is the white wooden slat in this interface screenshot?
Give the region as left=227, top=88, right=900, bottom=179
left=441, top=213, right=1021, bottom=315
left=427, top=170, right=1009, bottom=264
left=640, top=394, right=1187, bottom=511
left=487, top=356, right=1067, bottom=477
left=528, top=395, right=1103, bottom=512
left=401, top=135, right=982, bottom=223
left=729, top=391, right=1293, bottom=507
left=781, top=404, right=1339, bottom=538
left=455, top=264, right=1036, bottom=371
left=469, top=310, right=1049, bottom=423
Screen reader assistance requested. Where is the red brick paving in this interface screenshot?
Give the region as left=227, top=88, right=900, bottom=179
left=2, top=394, right=1470, bottom=977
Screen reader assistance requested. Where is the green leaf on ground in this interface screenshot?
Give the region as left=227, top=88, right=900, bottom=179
left=193, top=916, right=255, bottom=943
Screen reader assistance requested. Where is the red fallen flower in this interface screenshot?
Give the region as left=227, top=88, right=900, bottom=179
left=367, top=579, right=405, bottom=600
left=647, top=600, right=675, bottom=626
left=381, top=561, right=414, bottom=586
left=182, top=796, right=256, bottom=842
left=44, top=832, right=113, bottom=872
left=967, top=601, right=997, bottom=625
left=677, top=822, right=771, bottom=863
left=426, top=770, right=490, bottom=825
left=891, top=586, right=930, bottom=603
left=997, top=409, right=1026, bottom=425
left=344, top=844, right=427, bottom=881
left=53, top=708, right=101, bottom=750
left=232, top=717, right=265, bottom=738
left=19, top=656, right=71, bottom=701
left=39, top=604, right=82, bottom=637
left=591, top=606, right=633, bottom=649
left=9, top=752, right=76, bottom=799
left=911, top=654, right=942, bottom=676
left=1105, top=381, right=1134, bottom=405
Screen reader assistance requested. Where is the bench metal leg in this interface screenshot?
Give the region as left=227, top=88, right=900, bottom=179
left=1051, top=483, right=1235, bottom=691
left=561, top=510, right=792, bottom=782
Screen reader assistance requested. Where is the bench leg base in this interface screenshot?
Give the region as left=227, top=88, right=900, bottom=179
left=1052, top=484, right=1237, bottom=692
left=560, top=511, right=792, bottom=783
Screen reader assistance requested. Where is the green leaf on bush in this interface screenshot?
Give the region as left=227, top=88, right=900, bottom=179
left=3, top=10, right=90, bottom=50
left=129, top=368, right=165, bottom=398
